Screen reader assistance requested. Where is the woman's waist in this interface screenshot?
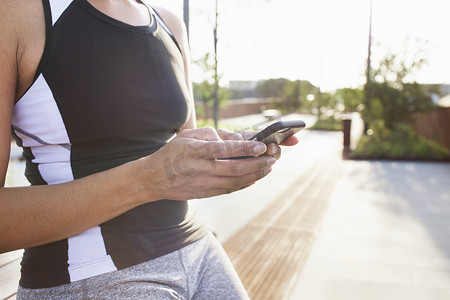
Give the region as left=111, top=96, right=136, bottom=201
left=20, top=202, right=207, bottom=288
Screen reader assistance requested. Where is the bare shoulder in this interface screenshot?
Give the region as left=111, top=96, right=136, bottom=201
left=0, top=0, right=45, bottom=185
left=151, top=5, right=188, bottom=48
left=0, top=0, right=22, bottom=39
left=0, top=0, right=23, bottom=186
left=0, top=0, right=45, bottom=100
left=151, top=5, right=184, bottom=31
left=0, top=0, right=43, bottom=36
left=0, top=0, right=26, bottom=99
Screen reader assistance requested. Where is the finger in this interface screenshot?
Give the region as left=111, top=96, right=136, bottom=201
left=192, top=186, right=248, bottom=199
left=203, top=167, right=272, bottom=193
left=203, top=140, right=267, bottom=159
left=234, top=130, right=258, bottom=140
left=279, top=135, right=299, bottom=146
left=179, top=127, right=221, bottom=141
left=200, top=181, right=255, bottom=198
left=266, top=143, right=281, bottom=159
left=212, top=156, right=276, bottom=176
left=217, top=129, right=244, bottom=141
left=223, top=167, right=272, bottom=191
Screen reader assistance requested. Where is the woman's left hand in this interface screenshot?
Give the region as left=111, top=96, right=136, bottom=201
left=217, top=129, right=299, bottom=160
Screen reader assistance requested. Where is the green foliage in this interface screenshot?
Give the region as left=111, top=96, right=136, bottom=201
left=353, top=122, right=449, bottom=160
left=334, top=88, right=364, bottom=112
left=282, top=80, right=301, bottom=111
left=364, top=80, right=436, bottom=130
left=193, top=82, right=231, bottom=120
left=193, top=80, right=214, bottom=117
left=310, top=116, right=342, bottom=131
left=256, top=78, right=290, bottom=98
left=315, top=92, right=335, bottom=119
left=354, top=39, right=449, bottom=160
left=256, top=78, right=321, bottom=114
left=354, top=38, right=449, bottom=160
left=193, top=53, right=230, bottom=121
left=196, top=119, right=235, bottom=131
left=362, top=39, right=437, bottom=130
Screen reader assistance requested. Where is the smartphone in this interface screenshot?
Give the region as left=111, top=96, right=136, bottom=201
left=248, top=120, right=306, bottom=145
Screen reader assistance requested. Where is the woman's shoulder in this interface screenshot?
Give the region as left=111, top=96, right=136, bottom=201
left=0, top=0, right=46, bottom=101
left=148, top=3, right=188, bottom=46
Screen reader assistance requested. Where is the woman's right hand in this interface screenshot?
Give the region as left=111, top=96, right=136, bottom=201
left=137, top=127, right=277, bottom=201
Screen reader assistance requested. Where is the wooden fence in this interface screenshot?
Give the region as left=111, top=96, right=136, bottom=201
left=410, top=106, right=450, bottom=152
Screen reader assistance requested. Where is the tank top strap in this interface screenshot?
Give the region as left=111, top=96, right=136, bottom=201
left=148, top=6, right=182, bottom=54
left=48, top=0, right=73, bottom=25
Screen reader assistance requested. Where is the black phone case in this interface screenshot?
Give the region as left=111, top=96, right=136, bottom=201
left=249, top=120, right=306, bottom=144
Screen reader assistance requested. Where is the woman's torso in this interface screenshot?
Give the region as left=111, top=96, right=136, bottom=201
left=12, top=0, right=207, bottom=289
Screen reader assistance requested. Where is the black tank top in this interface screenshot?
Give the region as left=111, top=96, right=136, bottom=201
left=12, top=0, right=207, bottom=288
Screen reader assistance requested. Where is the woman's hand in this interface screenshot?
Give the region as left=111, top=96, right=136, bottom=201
left=228, top=129, right=299, bottom=160
left=138, top=128, right=276, bottom=201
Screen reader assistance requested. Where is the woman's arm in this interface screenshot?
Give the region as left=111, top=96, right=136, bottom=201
left=1, top=1, right=143, bottom=253
left=0, top=3, right=156, bottom=250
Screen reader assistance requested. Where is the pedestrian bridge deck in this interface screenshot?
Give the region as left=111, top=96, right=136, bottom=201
left=0, top=249, right=22, bottom=300
left=223, top=150, right=342, bottom=299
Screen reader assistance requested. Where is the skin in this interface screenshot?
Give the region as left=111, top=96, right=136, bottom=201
left=0, top=0, right=298, bottom=254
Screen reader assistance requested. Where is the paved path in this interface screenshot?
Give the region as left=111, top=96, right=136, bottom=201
left=289, top=159, right=450, bottom=300
left=1, top=152, right=27, bottom=300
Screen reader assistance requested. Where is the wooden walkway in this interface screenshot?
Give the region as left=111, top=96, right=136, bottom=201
left=223, top=150, right=343, bottom=299
left=0, top=250, right=22, bottom=300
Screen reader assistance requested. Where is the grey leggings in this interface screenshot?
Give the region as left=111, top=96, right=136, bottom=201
left=17, top=232, right=249, bottom=300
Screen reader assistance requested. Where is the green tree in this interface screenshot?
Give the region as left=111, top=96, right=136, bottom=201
left=334, top=88, right=364, bottom=112
left=193, top=53, right=230, bottom=122
left=256, top=78, right=290, bottom=98
left=282, top=80, right=301, bottom=112
left=193, top=81, right=231, bottom=121
left=363, top=39, right=437, bottom=130
left=315, top=90, right=334, bottom=120
left=257, top=78, right=322, bottom=113
left=193, top=80, right=214, bottom=120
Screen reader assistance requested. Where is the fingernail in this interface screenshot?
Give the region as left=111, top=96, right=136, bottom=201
left=253, top=144, right=266, bottom=155
left=267, top=157, right=276, bottom=166
left=272, top=147, right=280, bottom=156
left=264, top=167, right=272, bottom=175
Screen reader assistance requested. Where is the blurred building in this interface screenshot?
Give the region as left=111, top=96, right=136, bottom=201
left=441, top=84, right=450, bottom=96
left=423, top=83, right=450, bottom=107
left=229, top=80, right=260, bottom=99
left=439, top=84, right=450, bottom=107
left=436, top=84, right=450, bottom=107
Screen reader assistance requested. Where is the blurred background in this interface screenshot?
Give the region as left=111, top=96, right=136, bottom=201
left=2, top=1, right=450, bottom=299
left=152, top=0, right=450, bottom=161
left=155, top=0, right=450, bottom=91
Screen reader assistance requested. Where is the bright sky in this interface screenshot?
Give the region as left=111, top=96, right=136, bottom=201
left=151, top=0, right=450, bottom=91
